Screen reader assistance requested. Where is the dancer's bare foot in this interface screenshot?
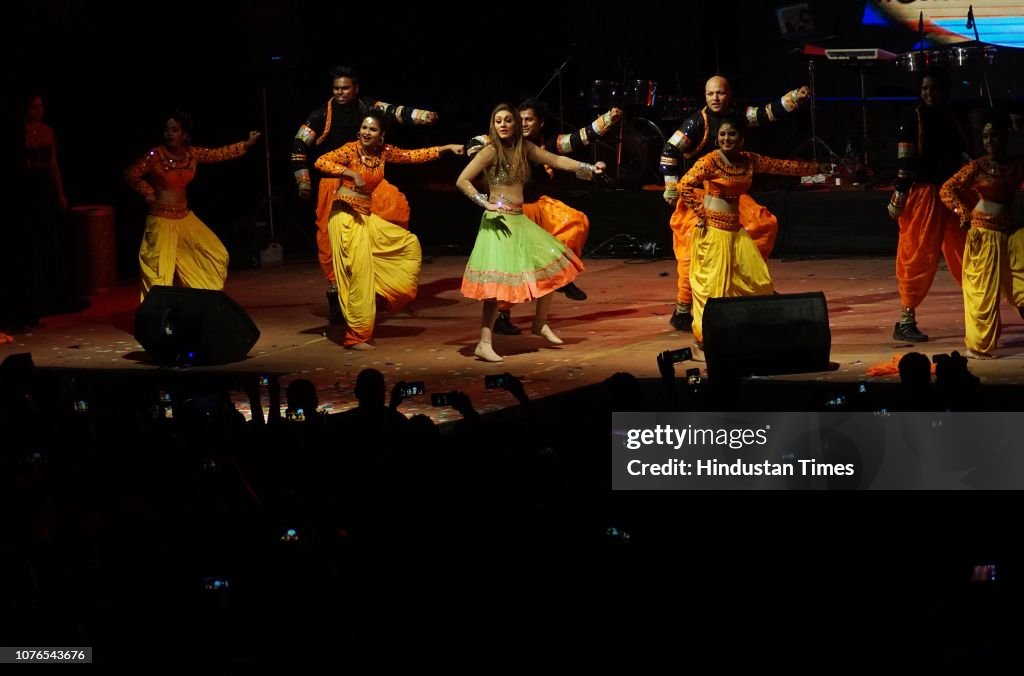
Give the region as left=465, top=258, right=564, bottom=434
left=474, top=342, right=503, bottom=363
left=531, top=323, right=563, bottom=345
left=964, top=349, right=995, bottom=360
left=346, top=342, right=375, bottom=351
left=691, top=341, right=706, bottom=361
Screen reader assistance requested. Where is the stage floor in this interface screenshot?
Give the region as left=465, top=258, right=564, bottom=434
left=9, top=255, right=1024, bottom=420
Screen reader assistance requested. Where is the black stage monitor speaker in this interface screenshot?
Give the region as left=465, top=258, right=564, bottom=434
left=134, top=286, right=260, bottom=365
left=702, top=291, right=831, bottom=378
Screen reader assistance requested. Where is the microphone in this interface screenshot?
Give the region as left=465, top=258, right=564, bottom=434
left=966, top=5, right=975, bottom=29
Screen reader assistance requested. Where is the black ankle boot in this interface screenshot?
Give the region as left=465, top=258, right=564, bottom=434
left=893, top=320, right=927, bottom=342
left=669, top=309, right=693, bottom=332
left=494, top=311, right=521, bottom=335
left=326, top=290, right=344, bottom=325
left=557, top=282, right=587, bottom=301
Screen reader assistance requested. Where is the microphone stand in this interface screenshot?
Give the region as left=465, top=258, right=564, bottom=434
left=790, top=51, right=837, bottom=162
left=918, top=11, right=925, bottom=57
left=536, top=56, right=573, bottom=134
left=250, top=78, right=311, bottom=265
left=967, top=5, right=994, bottom=108
left=535, top=56, right=622, bottom=181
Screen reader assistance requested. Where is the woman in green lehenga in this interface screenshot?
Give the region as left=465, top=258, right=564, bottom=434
left=455, top=103, right=603, bottom=363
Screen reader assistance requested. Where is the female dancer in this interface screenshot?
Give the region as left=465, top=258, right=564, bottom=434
left=314, top=112, right=463, bottom=349
left=940, top=110, right=1024, bottom=358
left=124, top=112, right=260, bottom=298
left=455, top=103, right=601, bottom=363
left=24, top=93, right=88, bottom=317
left=677, top=111, right=828, bottom=343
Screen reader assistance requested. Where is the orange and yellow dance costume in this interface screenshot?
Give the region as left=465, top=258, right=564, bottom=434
left=679, top=151, right=820, bottom=342
left=292, top=96, right=435, bottom=287
left=661, top=90, right=806, bottom=323
left=940, top=157, right=1024, bottom=356
left=124, top=142, right=248, bottom=298
left=314, top=141, right=442, bottom=347
left=888, top=104, right=969, bottom=337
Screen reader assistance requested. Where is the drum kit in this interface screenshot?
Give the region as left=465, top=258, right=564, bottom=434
left=582, top=78, right=699, bottom=186
left=587, top=78, right=661, bottom=110
left=891, top=4, right=997, bottom=103
left=574, top=36, right=997, bottom=186
left=794, top=38, right=998, bottom=168
left=894, top=44, right=996, bottom=72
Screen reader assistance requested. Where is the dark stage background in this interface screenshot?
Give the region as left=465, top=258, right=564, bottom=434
left=7, top=1, right=1024, bottom=275
left=6, top=6, right=1024, bottom=667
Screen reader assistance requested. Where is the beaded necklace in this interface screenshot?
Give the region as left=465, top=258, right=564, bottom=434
left=711, top=150, right=749, bottom=176
left=357, top=144, right=383, bottom=169
left=159, top=146, right=193, bottom=171
left=979, top=156, right=1016, bottom=177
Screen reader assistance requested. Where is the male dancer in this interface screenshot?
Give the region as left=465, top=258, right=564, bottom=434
left=887, top=67, right=968, bottom=342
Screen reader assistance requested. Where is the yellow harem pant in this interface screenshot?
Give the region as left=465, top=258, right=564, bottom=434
left=138, top=211, right=229, bottom=299
left=961, top=225, right=1024, bottom=356
left=896, top=183, right=966, bottom=309
left=670, top=190, right=777, bottom=306
left=498, top=195, right=589, bottom=312
left=326, top=208, right=421, bottom=347
left=317, top=178, right=410, bottom=284
left=690, top=222, right=775, bottom=343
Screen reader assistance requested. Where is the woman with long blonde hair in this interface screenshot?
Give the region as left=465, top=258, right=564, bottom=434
left=456, top=103, right=603, bottom=363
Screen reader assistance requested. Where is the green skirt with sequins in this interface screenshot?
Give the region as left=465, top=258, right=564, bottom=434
left=461, top=211, right=583, bottom=303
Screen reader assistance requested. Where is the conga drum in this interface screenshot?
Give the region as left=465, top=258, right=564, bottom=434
left=69, top=205, right=116, bottom=293
left=896, top=49, right=947, bottom=72
left=947, top=45, right=997, bottom=68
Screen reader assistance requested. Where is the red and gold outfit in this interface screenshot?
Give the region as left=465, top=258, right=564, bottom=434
left=24, top=121, right=57, bottom=175
left=940, top=157, right=1024, bottom=356
left=24, top=120, right=71, bottom=316
left=661, top=90, right=806, bottom=309
left=313, top=141, right=442, bottom=347
left=679, top=151, right=819, bottom=342
left=124, top=142, right=247, bottom=298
